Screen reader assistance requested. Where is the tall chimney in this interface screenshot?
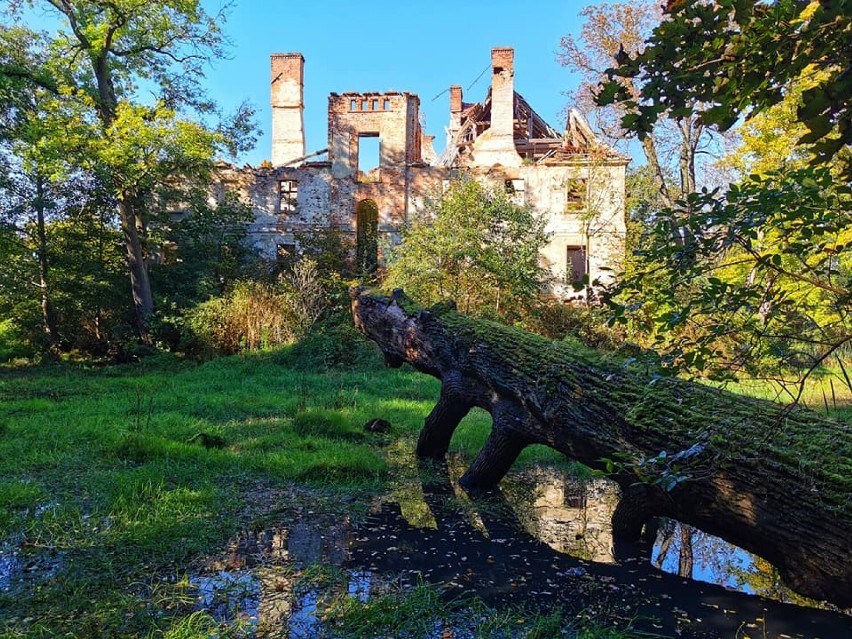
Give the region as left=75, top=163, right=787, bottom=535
left=448, top=85, right=463, bottom=138
left=489, top=47, right=515, bottom=141
left=270, top=53, right=306, bottom=166
left=471, top=47, right=522, bottom=167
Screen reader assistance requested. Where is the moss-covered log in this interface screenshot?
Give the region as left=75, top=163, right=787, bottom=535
left=351, top=290, right=852, bottom=607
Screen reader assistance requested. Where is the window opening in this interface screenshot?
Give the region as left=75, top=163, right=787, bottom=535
left=566, top=245, right=587, bottom=285
left=357, top=134, right=380, bottom=182
left=279, top=180, right=298, bottom=214
left=566, top=178, right=587, bottom=211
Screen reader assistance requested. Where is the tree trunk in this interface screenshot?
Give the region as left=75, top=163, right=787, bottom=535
left=34, top=176, right=58, bottom=351
left=118, top=197, right=154, bottom=344
left=639, top=134, right=674, bottom=209
left=351, top=289, right=852, bottom=607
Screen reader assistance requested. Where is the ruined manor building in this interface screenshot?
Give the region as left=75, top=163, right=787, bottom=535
left=221, top=47, right=628, bottom=295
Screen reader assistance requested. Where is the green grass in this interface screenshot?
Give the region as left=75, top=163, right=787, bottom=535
left=719, top=371, right=852, bottom=422
left=2, top=338, right=844, bottom=637
left=0, top=341, right=579, bottom=638
left=0, top=346, right=424, bottom=636
left=324, top=583, right=642, bottom=638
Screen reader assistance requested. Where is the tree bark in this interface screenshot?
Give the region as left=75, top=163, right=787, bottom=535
left=118, top=198, right=154, bottom=343
left=351, top=289, right=852, bottom=607
left=33, top=176, right=59, bottom=351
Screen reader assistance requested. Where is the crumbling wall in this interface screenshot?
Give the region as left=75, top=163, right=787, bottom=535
left=226, top=48, right=629, bottom=295
left=328, top=92, right=423, bottom=179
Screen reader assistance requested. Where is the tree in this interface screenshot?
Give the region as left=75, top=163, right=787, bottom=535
left=384, top=177, right=550, bottom=320
left=718, top=68, right=834, bottom=177
left=1, top=1, right=255, bottom=343
left=0, top=171, right=130, bottom=354
left=597, top=0, right=851, bottom=171
left=148, top=188, right=255, bottom=312
left=352, top=289, right=852, bottom=607
left=558, top=0, right=722, bottom=219
left=598, top=0, right=852, bottom=391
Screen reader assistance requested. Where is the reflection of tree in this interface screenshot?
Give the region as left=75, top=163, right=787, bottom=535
left=653, top=521, right=737, bottom=582
left=677, top=525, right=693, bottom=578
left=649, top=520, right=834, bottom=610
left=652, top=519, right=674, bottom=570
left=729, top=556, right=821, bottom=609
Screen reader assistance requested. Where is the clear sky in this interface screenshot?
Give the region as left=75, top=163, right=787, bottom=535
left=205, top=0, right=596, bottom=166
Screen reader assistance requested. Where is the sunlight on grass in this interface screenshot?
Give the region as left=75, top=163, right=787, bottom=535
left=1, top=343, right=847, bottom=637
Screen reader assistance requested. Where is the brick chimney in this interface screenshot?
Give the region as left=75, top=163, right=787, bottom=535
left=448, top=85, right=463, bottom=138
left=489, top=47, right=515, bottom=140
left=472, top=47, right=522, bottom=167
left=270, top=53, right=306, bottom=166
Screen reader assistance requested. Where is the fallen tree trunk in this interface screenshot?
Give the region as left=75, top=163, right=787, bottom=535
left=351, top=289, right=852, bottom=607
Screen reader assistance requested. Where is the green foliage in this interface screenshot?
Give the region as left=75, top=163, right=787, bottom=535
left=718, top=68, right=833, bottom=176
left=525, top=298, right=625, bottom=351
left=0, top=178, right=132, bottom=356
left=293, top=222, right=356, bottom=280
left=180, top=260, right=329, bottom=357
left=598, top=0, right=851, bottom=169
left=0, top=317, right=30, bottom=361
left=282, top=312, right=384, bottom=371
left=613, top=164, right=852, bottom=384
left=597, top=0, right=852, bottom=386
left=1, top=0, right=257, bottom=340
left=149, top=190, right=255, bottom=310
left=384, top=177, right=550, bottom=320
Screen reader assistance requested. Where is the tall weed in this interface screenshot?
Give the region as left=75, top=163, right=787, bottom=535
left=182, top=260, right=328, bottom=356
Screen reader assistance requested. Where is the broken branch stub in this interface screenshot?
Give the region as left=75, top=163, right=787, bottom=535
left=350, top=289, right=852, bottom=607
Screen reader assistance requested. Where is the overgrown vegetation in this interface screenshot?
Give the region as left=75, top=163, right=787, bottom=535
left=2, top=0, right=851, bottom=634
left=595, top=0, right=852, bottom=395
left=384, top=177, right=550, bottom=322
left=0, top=337, right=594, bottom=637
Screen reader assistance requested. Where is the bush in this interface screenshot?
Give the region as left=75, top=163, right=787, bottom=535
left=281, top=311, right=383, bottom=371
left=526, top=298, right=625, bottom=350
left=0, top=319, right=35, bottom=362
left=384, top=176, right=550, bottom=320
left=180, top=259, right=329, bottom=357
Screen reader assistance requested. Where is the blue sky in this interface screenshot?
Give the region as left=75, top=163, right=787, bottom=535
left=205, top=0, right=596, bottom=166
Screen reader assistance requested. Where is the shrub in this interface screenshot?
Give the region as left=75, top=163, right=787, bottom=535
left=281, top=311, right=383, bottom=371
left=0, top=319, right=34, bottom=362
left=181, top=259, right=329, bottom=357
left=527, top=298, right=625, bottom=350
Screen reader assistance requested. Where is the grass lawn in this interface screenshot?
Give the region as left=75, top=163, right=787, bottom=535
left=0, top=343, right=580, bottom=638
left=2, top=337, right=846, bottom=638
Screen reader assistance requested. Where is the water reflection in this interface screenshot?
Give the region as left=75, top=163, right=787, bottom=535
left=500, top=469, right=619, bottom=563
left=650, top=519, right=822, bottom=608
left=191, top=460, right=851, bottom=638
left=192, top=520, right=352, bottom=636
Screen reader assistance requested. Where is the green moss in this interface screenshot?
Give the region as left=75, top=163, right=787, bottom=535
left=421, top=301, right=852, bottom=516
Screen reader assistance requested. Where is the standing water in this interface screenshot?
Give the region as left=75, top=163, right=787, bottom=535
left=189, top=459, right=851, bottom=638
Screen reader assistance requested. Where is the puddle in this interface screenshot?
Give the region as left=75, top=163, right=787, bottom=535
left=1, top=503, right=63, bottom=593
left=191, top=462, right=852, bottom=638
left=0, top=539, right=23, bottom=592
